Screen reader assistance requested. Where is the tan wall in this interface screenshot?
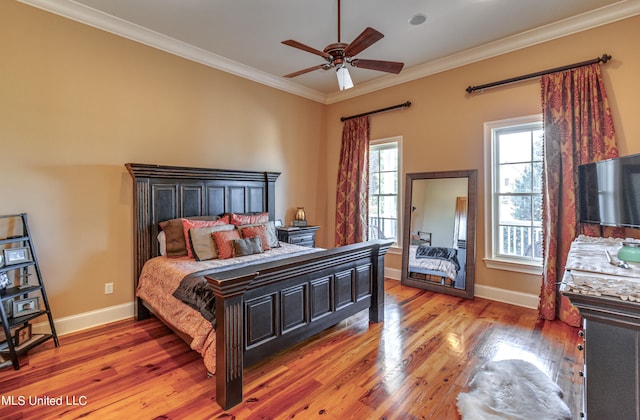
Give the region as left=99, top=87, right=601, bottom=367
left=323, top=15, right=640, bottom=296
left=0, top=2, right=325, bottom=319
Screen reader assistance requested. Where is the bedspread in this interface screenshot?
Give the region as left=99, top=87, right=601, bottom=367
left=409, top=245, right=459, bottom=281
left=136, top=242, right=321, bottom=374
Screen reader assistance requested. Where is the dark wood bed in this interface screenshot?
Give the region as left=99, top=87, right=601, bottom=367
left=126, top=163, right=392, bottom=410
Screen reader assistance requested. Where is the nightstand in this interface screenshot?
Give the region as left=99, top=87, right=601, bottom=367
left=277, top=226, right=319, bottom=247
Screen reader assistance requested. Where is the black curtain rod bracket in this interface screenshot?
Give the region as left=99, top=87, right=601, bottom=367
left=341, top=101, right=411, bottom=122
left=465, top=53, right=612, bottom=94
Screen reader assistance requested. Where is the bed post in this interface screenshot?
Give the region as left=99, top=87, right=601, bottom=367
left=126, top=164, right=152, bottom=320
left=208, top=272, right=257, bottom=410
left=370, top=240, right=392, bottom=323
left=265, top=171, right=279, bottom=221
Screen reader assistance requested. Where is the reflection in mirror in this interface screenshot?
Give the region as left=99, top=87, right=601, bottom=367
left=401, top=170, right=477, bottom=299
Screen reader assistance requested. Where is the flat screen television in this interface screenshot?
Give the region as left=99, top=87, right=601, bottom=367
left=578, top=153, right=640, bottom=229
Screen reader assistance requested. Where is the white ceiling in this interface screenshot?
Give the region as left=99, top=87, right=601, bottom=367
left=19, top=0, right=640, bottom=103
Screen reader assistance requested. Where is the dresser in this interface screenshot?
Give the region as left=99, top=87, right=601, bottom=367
left=276, top=225, right=319, bottom=248
left=561, top=236, right=640, bottom=419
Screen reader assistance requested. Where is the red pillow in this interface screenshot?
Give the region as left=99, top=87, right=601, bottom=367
left=239, top=224, right=271, bottom=251
left=230, top=212, right=269, bottom=226
left=182, top=218, right=230, bottom=258
left=211, top=229, right=241, bottom=259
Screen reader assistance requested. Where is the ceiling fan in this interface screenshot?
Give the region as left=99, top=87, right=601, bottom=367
left=281, top=0, right=404, bottom=91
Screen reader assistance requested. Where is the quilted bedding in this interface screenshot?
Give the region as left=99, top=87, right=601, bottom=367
left=136, top=242, right=321, bottom=374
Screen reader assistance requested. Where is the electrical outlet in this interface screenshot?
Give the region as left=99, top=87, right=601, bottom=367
left=104, top=282, right=113, bottom=294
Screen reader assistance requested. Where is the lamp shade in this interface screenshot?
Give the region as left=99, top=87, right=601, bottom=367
left=336, top=66, right=353, bottom=91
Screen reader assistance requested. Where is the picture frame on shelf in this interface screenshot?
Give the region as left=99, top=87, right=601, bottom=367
left=15, top=324, right=32, bottom=346
left=3, top=247, right=30, bottom=266
left=0, top=272, right=10, bottom=290
left=12, top=297, right=39, bottom=317
left=1, top=299, right=12, bottom=318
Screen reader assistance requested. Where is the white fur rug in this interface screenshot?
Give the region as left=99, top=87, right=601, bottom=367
left=456, top=359, right=571, bottom=420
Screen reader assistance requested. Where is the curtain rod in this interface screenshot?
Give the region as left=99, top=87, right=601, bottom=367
left=465, top=53, right=612, bottom=94
left=341, top=101, right=411, bottom=122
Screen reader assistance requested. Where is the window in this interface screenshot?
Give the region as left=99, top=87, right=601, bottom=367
left=369, top=137, right=401, bottom=245
left=484, top=116, right=543, bottom=274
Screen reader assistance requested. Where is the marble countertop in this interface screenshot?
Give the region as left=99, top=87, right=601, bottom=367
left=563, top=235, right=640, bottom=303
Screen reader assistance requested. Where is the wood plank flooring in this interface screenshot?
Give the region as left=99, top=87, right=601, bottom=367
left=0, top=280, right=583, bottom=419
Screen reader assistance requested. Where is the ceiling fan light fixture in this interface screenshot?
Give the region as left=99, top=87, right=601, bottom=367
left=336, top=66, right=354, bottom=91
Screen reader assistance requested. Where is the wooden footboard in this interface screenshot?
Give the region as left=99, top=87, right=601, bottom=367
left=207, top=239, right=392, bottom=409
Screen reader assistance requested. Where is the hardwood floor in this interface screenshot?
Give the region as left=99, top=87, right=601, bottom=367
left=0, top=279, right=583, bottom=419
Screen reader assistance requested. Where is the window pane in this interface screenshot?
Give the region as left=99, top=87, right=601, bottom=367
left=499, top=224, right=534, bottom=257
left=369, top=149, right=380, bottom=172
left=533, top=162, right=543, bottom=193
left=531, top=227, right=543, bottom=258
left=490, top=118, right=542, bottom=264
left=499, top=163, right=532, bottom=193
left=533, top=194, right=542, bottom=223
left=370, top=172, right=380, bottom=195
left=379, top=196, right=397, bottom=218
left=369, top=139, right=400, bottom=243
left=381, top=218, right=397, bottom=240
left=499, top=196, right=532, bottom=223
left=369, top=196, right=379, bottom=217
left=380, top=147, right=398, bottom=171
left=498, top=131, right=531, bottom=163
left=380, top=172, right=397, bottom=194
left=533, top=130, right=543, bottom=161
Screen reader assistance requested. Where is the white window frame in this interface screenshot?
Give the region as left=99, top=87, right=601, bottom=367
left=483, top=115, right=543, bottom=275
left=369, top=136, right=402, bottom=254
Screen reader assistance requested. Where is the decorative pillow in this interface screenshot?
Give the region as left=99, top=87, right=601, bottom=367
left=189, top=224, right=235, bottom=261
left=232, top=237, right=264, bottom=257
left=240, top=221, right=280, bottom=248
left=158, top=231, right=167, bottom=256
left=229, top=212, right=269, bottom=226
left=182, top=218, right=230, bottom=258
left=211, top=229, right=242, bottom=259
left=238, top=224, right=271, bottom=251
left=159, top=216, right=220, bottom=257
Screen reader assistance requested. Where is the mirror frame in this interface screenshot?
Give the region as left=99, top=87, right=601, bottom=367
left=401, top=169, right=477, bottom=299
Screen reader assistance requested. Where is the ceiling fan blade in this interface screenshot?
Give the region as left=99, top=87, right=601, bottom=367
left=282, top=40, right=332, bottom=59
left=351, top=59, right=404, bottom=74
left=283, top=64, right=327, bottom=78
left=343, top=27, right=384, bottom=57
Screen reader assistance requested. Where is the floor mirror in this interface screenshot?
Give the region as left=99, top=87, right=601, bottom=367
left=401, top=170, right=477, bottom=298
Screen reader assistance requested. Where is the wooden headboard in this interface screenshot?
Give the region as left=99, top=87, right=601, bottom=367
left=125, top=163, right=280, bottom=314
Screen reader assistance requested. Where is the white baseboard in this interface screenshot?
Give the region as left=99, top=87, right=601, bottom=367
left=385, top=267, right=401, bottom=280
left=31, top=278, right=538, bottom=337
left=474, top=284, right=539, bottom=310
left=385, top=268, right=539, bottom=310
left=32, top=302, right=134, bottom=336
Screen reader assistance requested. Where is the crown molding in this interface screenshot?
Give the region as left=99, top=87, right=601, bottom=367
left=17, top=0, right=326, bottom=103
left=19, top=0, right=640, bottom=105
left=326, top=0, right=640, bottom=104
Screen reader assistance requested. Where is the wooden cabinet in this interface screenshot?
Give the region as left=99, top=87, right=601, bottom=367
left=0, top=213, right=59, bottom=370
left=561, top=237, right=640, bottom=419
left=562, top=281, right=640, bottom=419
left=277, top=226, right=319, bottom=247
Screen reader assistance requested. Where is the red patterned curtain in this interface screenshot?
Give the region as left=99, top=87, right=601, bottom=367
left=335, top=116, right=369, bottom=246
left=539, top=63, right=619, bottom=326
